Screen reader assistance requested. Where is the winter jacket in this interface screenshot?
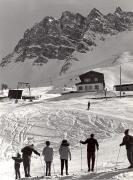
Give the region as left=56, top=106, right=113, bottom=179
left=12, top=157, right=23, bottom=169
left=21, top=145, right=40, bottom=157
left=120, top=135, right=133, bottom=149
left=42, top=146, right=53, bottom=162
left=59, top=145, right=71, bottom=160
left=81, top=137, right=99, bottom=152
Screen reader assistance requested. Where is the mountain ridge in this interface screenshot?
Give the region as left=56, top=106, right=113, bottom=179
left=1, top=7, right=133, bottom=88
left=1, top=7, right=133, bottom=67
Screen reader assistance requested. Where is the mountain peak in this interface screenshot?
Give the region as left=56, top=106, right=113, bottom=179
left=115, top=7, right=123, bottom=15
left=41, top=16, right=56, bottom=26
left=1, top=6, right=133, bottom=86
left=60, top=11, right=86, bottom=40
left=61, top=11, right=73, bottom=19
left=89, top=8, right=103, bottom=17
left=87, top=8, right=104, bottom=24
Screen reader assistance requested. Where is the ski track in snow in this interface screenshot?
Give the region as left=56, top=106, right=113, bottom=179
left=0, top=90, right=133, bottom=179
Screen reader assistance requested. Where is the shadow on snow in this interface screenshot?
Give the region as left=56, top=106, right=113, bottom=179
left=76, top=168, right=133, bottom=180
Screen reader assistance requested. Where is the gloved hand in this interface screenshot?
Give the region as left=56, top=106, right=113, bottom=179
left=119, top=144, right=122, bottom=146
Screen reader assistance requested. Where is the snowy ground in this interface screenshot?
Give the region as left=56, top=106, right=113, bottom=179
left=0, top=87, right=133, bottom=180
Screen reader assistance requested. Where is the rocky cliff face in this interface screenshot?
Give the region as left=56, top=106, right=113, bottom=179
left=1, top=7, right=133, bottom=71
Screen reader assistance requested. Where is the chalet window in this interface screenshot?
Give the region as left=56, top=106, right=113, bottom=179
left=94, top=77, right=98, bottom=82
left=95, top=85, right=99, bottom=90
left=88, top=86, right=92, bottom=90
left=84, top=78, right=91, bottom=83
left=85, top=86, right=88, bottom=91
left=79, top=86, right=83, bottom=91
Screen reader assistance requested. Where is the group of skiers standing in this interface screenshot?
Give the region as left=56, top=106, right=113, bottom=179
left=12, top=129, right=133, bottom=179
left=12, top=139, right=72, bottom=179
left=12, top=134, right=98, bottom=179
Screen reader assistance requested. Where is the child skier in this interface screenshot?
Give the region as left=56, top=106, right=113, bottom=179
left=12, top=153, right=23, bottom=179
left=42, top=141, right=54, bottom=176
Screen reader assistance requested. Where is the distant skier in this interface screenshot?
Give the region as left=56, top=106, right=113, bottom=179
left=80, top=134, right=99, bottom=172
left=59, top=139, right=71, bottom=176
left=120, top=129, right=133, bottom=168
left=12, top=153, right=23, bottom=179
left=42, top=141, right=54, bottom=176
left=87, top=101, right=90, bottom=110
left=21, top=144, right=40, bottom=177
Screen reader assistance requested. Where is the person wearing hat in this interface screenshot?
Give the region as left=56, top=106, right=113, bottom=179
left=21, top=144, right=40, bottom=177
left=59, top=139, right=71, bottom=175
left=12, top=153, right=23, bottom=179
left=120, top=129, right=133, bottom=168
left=80, top=134, right=99, bottom=172
left=42, top=141, right=54, bottom=176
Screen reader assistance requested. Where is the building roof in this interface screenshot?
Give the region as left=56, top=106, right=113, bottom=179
left=114, top=83, right=133, bottom=87
left=75, top=82, right=103, bottom=85
left=79, top=70, right=104, bottom=78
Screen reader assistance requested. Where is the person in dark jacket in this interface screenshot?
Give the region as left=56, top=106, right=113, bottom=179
left=120, top=129, right=133, bottom=168
left=59, top=139, right=71, bottom=176
left=88, top=101, right=90, bottom=110
left=21, top=144, right=40, bottom=177
left=12, top=153, right=23, bottom=179
left=80, top=134, right=99, bottom=172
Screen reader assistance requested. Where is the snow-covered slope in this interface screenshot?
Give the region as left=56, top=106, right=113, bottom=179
left=0, top=87, right=133, bottom=179
left=57, top=30, right=133, bottom=89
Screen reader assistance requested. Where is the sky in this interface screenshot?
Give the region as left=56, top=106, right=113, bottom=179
left=0, top=0, right=133, bottom=60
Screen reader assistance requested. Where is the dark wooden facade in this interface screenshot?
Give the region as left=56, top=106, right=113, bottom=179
left=75, top=71, right=105, bottom=92
left=114, top=84, right=133, bottom=91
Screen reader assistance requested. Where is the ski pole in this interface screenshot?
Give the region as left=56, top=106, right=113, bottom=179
left=96, top=150, right=98, bottom=173
left=53, top=161, right=56, bottom=176
left=80, top=143, right=83, bottom=171
left=115, top=146, right=121, bottom=170
left=40, top=156, right=45, bottom=177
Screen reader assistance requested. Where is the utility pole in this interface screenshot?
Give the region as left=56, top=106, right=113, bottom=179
left=49, top=77, right=52, bottom=86
left=104, top=88, right=107, bottom=100
left=120, top=65, right=122, bottom=98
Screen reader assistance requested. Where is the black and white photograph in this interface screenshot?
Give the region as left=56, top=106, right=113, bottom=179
left=1, top=0, right=133, bottom=179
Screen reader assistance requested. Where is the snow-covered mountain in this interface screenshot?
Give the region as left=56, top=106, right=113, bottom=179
left=1, top=7, right=133, bottom=88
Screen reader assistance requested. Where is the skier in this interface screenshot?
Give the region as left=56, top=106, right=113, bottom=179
left=120, top=129, right=133, bottom=168
left=12, top=153, right=23, bottom=179
left=80, top=134, right=99, bottom=172
left=21, top=144, right=40, bottom=177
left=88, top=101, right=90, bottom=110
left=59, top=139, right=71, bottom=176
left=42, top=141, right=54, bottom=176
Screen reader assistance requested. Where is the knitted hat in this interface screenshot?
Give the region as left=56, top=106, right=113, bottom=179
left=46, top=141, right=50, bottom=146
left=124, top=129, right=129, bottom=134
left=90, top=134, right=94, bottom=138
left=61, top=139, right=69, bottom=146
